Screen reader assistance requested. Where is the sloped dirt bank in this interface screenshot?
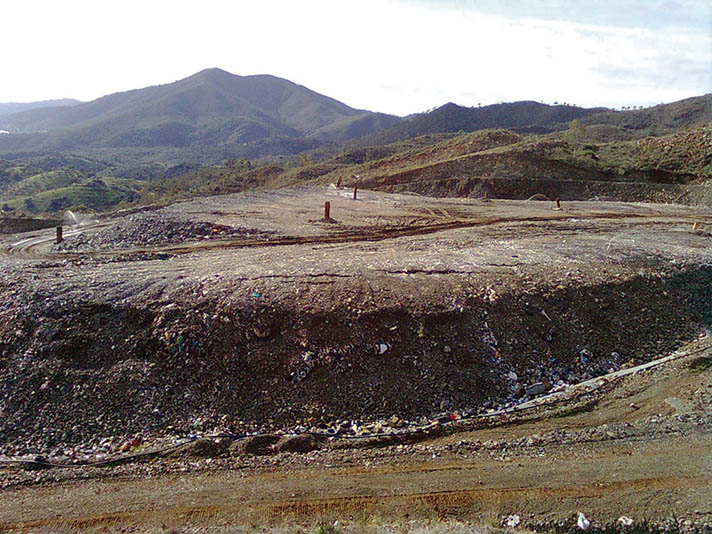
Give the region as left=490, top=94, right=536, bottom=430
left=382, top=175, right=710, bottom=205
left=0, top=216, right=60, bottom=234
left=1, top=264, right=708, bottom=455
left=359, top=150, right=710, bottom=205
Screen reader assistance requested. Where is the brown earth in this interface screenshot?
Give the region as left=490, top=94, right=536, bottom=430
left=302, top=127, right=711, bottom=206
left=353, top=145, right=708, bottom=204
left=0, top=216, right=60, bottom=234
left=0, top=341, right=709, bottom=533
left=0, top=187, right=709, bottom=455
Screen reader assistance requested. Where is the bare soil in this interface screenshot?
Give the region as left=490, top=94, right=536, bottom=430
left=0, top=186, right=710, bottom=531
left=0, top=341, right=709, bottom=532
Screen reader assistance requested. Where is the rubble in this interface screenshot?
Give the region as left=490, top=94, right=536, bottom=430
left=0, top=189, right=709, bottom=462
left=54, top=211, right=270, bottom=252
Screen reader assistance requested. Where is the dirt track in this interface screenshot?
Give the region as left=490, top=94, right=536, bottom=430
left=4, top=187, right=709, bottom=260
left=1, top=342, right=710, bottom=532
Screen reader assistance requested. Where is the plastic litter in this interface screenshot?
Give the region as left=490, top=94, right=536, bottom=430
left=525, top=382, right=547, bottom=396
left=377, top=343, right=389, bottom=355
left=577, top=512, right=591, bottom=530
left=580, top=348, right=593, bottom=362
left=505, top=514, right=521, bottom=528
left=618, top=516, right=634, bottom=527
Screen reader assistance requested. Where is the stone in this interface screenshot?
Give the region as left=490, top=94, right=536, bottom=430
left=229, top=434, right=281, bottom=456
left=274, top=434, right=320, bottom=453
left=387, top=415, right=403, bottom=428
left=171, top=437, right=233, bottom=458
left=505, top=514, right=521, bottom=528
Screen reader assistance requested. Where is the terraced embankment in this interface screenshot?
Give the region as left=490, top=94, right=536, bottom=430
left=326, top=127, right=712, bottom=205
left=1, top=340, right=710, bottom=533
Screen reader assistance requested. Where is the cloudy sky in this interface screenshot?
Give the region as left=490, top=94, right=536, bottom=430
left=3, top=0, right=710, bottom=115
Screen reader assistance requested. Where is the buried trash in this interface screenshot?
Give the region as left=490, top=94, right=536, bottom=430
left=525, top=382, right=548, bottom=396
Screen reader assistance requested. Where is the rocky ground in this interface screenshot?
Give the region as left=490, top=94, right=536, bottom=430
left=0, top=340, right=709, bottom=532
left=0, top=188, right=709, bottom=452
left=55, top=211, right=272, bottom=251
left=0, top=187, right=710, bottom=531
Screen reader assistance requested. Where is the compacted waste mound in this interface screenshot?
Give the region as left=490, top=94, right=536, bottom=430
left=0, top=264, right=708, bottom=455
left=0, top=189, right=709, bottom=456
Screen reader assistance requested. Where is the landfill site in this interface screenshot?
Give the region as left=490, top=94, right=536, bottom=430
left=0, top=186, right=710, bottom=533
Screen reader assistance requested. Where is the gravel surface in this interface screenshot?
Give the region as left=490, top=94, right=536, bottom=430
left=0, top=188, right=710, bottom=457
left=0, top=186, right=710, bottom=532
left=55, top=211, right=271, bottom=251
left=1, top=348, right=710, bottom=532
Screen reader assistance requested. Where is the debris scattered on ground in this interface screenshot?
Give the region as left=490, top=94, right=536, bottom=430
left=578, top=512, right=591, bottom=530
left=505, top=514, right=521, bottom=528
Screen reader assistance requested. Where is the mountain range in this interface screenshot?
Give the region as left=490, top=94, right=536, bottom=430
left=0, top=99, right=81, bottom=119
left=0, top=69, right=400, bottom=162
left=0, top=68, right=708, bottom=173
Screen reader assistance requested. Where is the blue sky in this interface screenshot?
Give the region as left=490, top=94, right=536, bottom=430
left=2, top=0, right=710, bottom=115
left=411, top=0, right=711, bottom=31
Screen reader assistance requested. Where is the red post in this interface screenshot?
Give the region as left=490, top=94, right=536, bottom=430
left=324, top=201, right=331, bottom=220
left=56, top=226, right=63, bottom=244
left=484, top=192, right=489, bottom=200
left=555, top=197, right=561, bottom=209
left=353, top=186, right=358, bottom=200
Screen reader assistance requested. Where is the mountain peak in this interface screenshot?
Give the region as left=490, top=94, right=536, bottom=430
left=194, top=67, right=234, bottom=77
left=0, top=69, right=402, bottom=161
left=187, top=67, right=238, bottom=83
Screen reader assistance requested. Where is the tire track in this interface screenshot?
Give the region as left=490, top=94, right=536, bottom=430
left=1, top=475, right=705, bottom=531
left=5, top=211, right=703, bottom=261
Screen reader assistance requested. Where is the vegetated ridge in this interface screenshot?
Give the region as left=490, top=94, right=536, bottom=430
left=0, top=68, right=401, bottom=163
left=152, top=125, right=711, bottom=208
left=346, top=126, right=712, bottom=204
left=0, top=84, right=709, bottom=213
left=356, top=94, right=710, bottom=146
left=0, top=99, right=81, bottom=118
left=358, top=100, right=606, bottom=146
left=0, top=160, right=141, bottom=213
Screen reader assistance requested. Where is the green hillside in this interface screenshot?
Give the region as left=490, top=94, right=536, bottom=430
left=354, top=95, right=710, bottom=147
left=0, top=161, right=141, bottom=213
left=0, top=99, right=81, bottom=118
left=0, top=69, right=402, bottom=163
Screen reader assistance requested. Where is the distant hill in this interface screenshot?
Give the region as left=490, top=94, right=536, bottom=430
left=356, top=101, right=608, bottom=146
left=287, top=126, right=711, bottom=206
left=0, top=99, right=81, bottom=119
left=580, top=94, right=711, bottom=136
left=355, top=95, right=711, bottom=147
left=0, top=160, right=140, bottom=213
left=0, top=69, right=401, bottom=164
